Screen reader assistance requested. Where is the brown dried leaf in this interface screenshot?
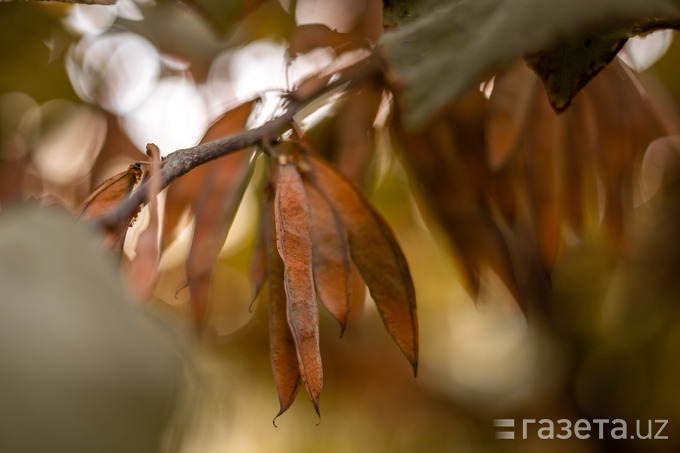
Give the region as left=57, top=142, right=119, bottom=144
left=305, top=156, right=418, bottom=375
left=392, top=99, right=522, bottom=305
left=186, top=150, right=253, bottom=329
left=79, top=163, right=143, bottom=253
left=274, top=164, right=322, bottom=416
left=305, top=182, right=352, bottom=335
left=268, top=197, right=301, bottom=425
left=587, top=62, right=636, bottom=250
left=179, top=100, right=256, bottom=328
left=564, top=92, right=597, bottom=233
left=163, top=100, right=255, bottom=243
left=128, top=144, right=163, bottom=300
left=525, top=88, right=565, bottom=270
left=79, top=163, right=142, bottom=220
left=486, top=63, right=537, bottom=170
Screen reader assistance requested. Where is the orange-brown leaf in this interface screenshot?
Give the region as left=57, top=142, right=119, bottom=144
left=305, top=182, right=352, bottom=335
left=305, top=156, right=418, bottom=375
left=128, top=144, right=163, bottom=300
left=79, top=163, right=142, bottom=220
left=181, top=98, right=257, bottom=328
left=268, top=197, right=301, bottom=425
left=486, top=64, right=536, bottom=170
left=79, top=163, right=143, bottom=253
left=525, top=86, right=564, bottom=270
left=186, top=150, right=253, bottom=329
left=163, top=100, right=255, bottom=243
left=274, top=164, right=322, bottom=416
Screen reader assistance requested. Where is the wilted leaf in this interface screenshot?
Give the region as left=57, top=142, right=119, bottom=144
left=379, top=0, right=680, bottom=128
left=304, top=155, right=418, bottom=374
left=79, top=163, right=143, bottom=253
left=185, top=150, right=254, bottom=329
left=486, top=63, right=537, bottom=170
left=524, top=88, right=565, bottom=269
left=305, top=182, right=352, bottom=335
left=525, top=29, right=629, bottom=112
left=564, top=90, right=598, bottom=233
left=392, top=97, right=522, bottom=305
left=163, top=100, right=255, bottom=243
left=128, top=144, right=163, bottom=301
left=165, top=100, right=255, bottom=328
left=79, top=164, right=142, bottom=220
left=268, top=197, right=301, bottom=425
left=274, top=164, right=322, bottom=416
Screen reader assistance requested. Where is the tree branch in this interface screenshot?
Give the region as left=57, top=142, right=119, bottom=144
left=95, top=54, right=382, bottom=231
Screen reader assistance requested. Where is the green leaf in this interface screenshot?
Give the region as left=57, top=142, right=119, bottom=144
left=379, top=0, right=680, bottom=129
left=0, top=206, right=183, bottom=452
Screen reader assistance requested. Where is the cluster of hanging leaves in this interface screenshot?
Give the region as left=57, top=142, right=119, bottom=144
left=73, top=85, right=418, bottom=421
left=391, top=57, right=680, bottom=310
left=271, top=148, right=417, bottom=418
left=265, top=148, right=418, bottom=421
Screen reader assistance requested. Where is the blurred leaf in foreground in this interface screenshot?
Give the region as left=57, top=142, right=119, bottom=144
left=379, top=0, right=680, bottom=128
left=0, top=206, right=183, bottom=453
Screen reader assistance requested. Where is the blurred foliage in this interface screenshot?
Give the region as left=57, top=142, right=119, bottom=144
left=2, top=0, right=680, bottom=452
left=379, top=0, right=680, bottom=127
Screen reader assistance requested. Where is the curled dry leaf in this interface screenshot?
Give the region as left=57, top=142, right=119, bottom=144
left=267, top=195, right=302, bottom=425
left=486, top=63, right=537, bottom=171
left=525, top=88, right=565, bottom=270
left=163, top=100, right=256, bottom=244
left=186, top=150, right=254, bottom=329
left=305, top=182, right=352, bottom=335
left=304, top=155, right=418, bottom=375
left=275, top=164, right=322, bottom=417
left=392, top=97, right=522, bottom=306
left=79, top=163, right=143, bottom=253
left=127, top=144, right=163, bottom=300
left=177, top=100, right=255, bottom=329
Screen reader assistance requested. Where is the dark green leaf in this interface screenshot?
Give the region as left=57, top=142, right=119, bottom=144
left=525, top=29, right=629, bottom=112
left=379, top=0, right=680, bottom=128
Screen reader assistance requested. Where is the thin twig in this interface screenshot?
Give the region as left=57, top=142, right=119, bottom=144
left=95, top=54, right=382, bottom=230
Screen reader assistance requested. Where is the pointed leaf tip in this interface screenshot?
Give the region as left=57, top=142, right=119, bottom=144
left=304, top=156, right=419, bottom=372
left=305, top=182, right=352, bottom=333
left=268, top=197, right=302, bottom=421
left=274, top=164, right=323, bottom=415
